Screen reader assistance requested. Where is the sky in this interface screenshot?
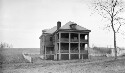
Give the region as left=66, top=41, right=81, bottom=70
left=0, top=0, right=125, bottom=48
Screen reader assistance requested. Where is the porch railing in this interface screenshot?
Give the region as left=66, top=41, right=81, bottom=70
left=80, top=50, right=88, bottom=54
left=57, top=50, right=88, bottom=54
left=46, top=51, right=55, bottom=54
left=56, top=38, right=88, bottom=43
left=80, top=39, right=88, bottom=43
left=57, top=38, right=69, bottom=42
left=70, top=50, right=79, bottom=53
left=60, top=50, right=69, bottom=53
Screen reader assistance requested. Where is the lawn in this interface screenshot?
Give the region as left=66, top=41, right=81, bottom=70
left=1, top=48, right=125, bottom=73
left=0, top=48, right=40, bottom=64
left=1, top=57, right=125, bottom=73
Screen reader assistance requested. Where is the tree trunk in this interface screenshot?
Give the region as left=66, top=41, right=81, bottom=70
left=114, top=32, right=117, bottom=59
left=111, top=17, right=117, bottom=60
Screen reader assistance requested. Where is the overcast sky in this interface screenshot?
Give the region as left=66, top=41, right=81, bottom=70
left=0, top=0, right=125, bottom=48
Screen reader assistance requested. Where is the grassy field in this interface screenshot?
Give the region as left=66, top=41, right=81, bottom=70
left=0, top=47, right=118, bottom=64
left=1, top=56, right=125, bottom=73
left=1, top=48, right=125, bottom=73
left=0, top=48, right=40, bottom=64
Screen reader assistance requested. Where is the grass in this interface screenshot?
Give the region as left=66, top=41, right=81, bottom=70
left=0, top=48, right=40, bottom=64
left=1, top=47, right=125, bottom=73
left=0, top=47, right=114, bottom=64
left=1, top=55, right=114, bottom=70
left=2, top=56, right=125, bottom=73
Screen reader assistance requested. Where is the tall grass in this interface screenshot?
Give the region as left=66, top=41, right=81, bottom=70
left=89, top=47, right=112, bottom=57
left=0, top=48, right=40, bottom=64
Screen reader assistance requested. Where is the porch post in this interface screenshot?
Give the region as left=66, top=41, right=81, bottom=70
left=87, top=34, right=89, bottom=48
left=78, top=33, right=80, bottom=59
left=59, top=32, right=61, bottom=60
left=54, top=34, right=57, bottom=60
left=44, top=46, right=46, bottom=59
left=69, top=33, right=71, bottom=60
left=87, top=34, right=90, bottom=59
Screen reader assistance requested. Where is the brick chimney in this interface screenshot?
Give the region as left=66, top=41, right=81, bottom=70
left=57, top=21, right=61, bottom=30
left=42, top=30, right=46, bottom=33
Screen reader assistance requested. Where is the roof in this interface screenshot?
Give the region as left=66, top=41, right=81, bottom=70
left=43, top=26, right=57, bottom=34
left=42, top=21, right=90, bottom=34
left=59, top=21, right=90, bottom=30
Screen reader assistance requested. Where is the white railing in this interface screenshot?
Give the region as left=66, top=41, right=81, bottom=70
left=112, top=48, right=125, bottom=56
left=90, top=48, right=125, bottom=57
left=39, top=55, right=44, bottom=59
left=22, top=53, right=32, bottom=63
left=22, top=52, right=44, bottom=62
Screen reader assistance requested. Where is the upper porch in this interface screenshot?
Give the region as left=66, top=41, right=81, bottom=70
left=53, top=32, right=89, bottom=43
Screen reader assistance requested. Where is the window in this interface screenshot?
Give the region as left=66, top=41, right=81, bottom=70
left=70, top=24, right=77, bottom=29
left=42, top=37, right=44, bottom=42
left=50, top=37, right=53, bottom=41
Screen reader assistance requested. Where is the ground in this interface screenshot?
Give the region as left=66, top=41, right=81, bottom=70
left=1, top=48, right=125, bottom=73
left=1, top=57, right=125, bottom=73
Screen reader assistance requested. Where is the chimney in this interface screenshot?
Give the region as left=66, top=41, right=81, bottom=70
left=57, top=21, right=61, bottom=30
left=42, top=30, right=46, bottom=33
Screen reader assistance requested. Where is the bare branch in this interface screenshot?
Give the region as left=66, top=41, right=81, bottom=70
left=93, top=0, right=112, bottom=17
left=99, top=3, right=112, bottom=17
left=115, top=17, right=125, bottom=33
left=103, top=23, right=111, bottom=31
left=121, top=31, right=125, bottom=36
left=116, top=21, right=122, bottom=33
left=114, top=8, right=124, bottom=16
left=114, top=17, right=125, bottom=21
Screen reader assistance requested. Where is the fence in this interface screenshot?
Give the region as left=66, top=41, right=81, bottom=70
left=22, top=53, right=32, bottom=63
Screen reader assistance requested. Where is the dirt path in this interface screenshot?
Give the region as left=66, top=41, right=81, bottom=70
left=1, top=57, right=125, bottom=73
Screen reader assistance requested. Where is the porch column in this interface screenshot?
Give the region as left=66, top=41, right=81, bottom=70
left=44, top=46, right=46, bottom=59
left=87, top=34, right=90, bottom=59
left=87, top=34, right=89, bottom=48
left=78, top=33, right=80, bottom=59
left=69, top=33, right=71, bottom=60
left=59, top=32, right=61, bottom=60
left=54, top=34, right=57, bottom=60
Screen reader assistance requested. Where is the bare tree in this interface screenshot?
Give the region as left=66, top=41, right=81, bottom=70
left=91, top=0, right=125, bottom=59
left=0, top=42, right=13, bottom=48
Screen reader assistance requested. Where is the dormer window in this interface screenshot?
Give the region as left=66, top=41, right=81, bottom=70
left=70, top=24, right=77, bottom=29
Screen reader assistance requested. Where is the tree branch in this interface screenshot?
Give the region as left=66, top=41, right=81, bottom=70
left=114, top=8, right=124, bottom=17
left=115, top=18, right=125, bottom=33
left=100, top=4, right=112, bottom=17
left=115, top=17, right=125, bottom=20
left=116, top=21, right=122, bottom=33
left=103, top=23, right=111, bottom=31
left=94, top=0, right=112, bottom=17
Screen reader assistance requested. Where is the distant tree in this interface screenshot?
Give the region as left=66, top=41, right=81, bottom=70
left=91, top=0, right=125, bottom=59
left=0, top=42, right=13, bottom=64
left=0, top=42, right=13, bottom=49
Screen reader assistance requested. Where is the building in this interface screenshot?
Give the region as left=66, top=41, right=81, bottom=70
left=39, top=21, right=91, bottom=60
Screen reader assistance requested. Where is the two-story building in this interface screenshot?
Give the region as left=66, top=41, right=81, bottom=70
left=39, top=21, right=91, bottom=60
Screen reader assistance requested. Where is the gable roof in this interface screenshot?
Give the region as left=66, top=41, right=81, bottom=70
left=42, top=21, right=90, bottom=34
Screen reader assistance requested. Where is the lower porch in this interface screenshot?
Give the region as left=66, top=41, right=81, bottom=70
left=45, top=51, right=88, bottom=60
left=44, top=43, right=89, bottom=60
